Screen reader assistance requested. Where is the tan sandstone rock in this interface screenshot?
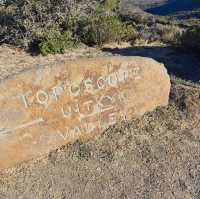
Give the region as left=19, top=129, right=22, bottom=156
left=0, top=56, right=170, bottom=169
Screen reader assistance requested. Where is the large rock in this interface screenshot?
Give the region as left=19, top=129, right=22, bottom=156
left=0, top=56, right=170, bottom=169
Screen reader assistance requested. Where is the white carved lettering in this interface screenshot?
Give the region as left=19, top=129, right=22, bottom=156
left=84, top=78, right=93, bottom=94
left=20, top=91, right=32, bottom=108
left=70, top=83, right=80, bottom=97
left=83, top=100, right=94, bottom=114
left=97, top=76, right=107, bottom=90
left=36, top=90, right=49, bottom=106
left=108, top=72, right=118, bottom=87
left=61, top=105, right=72, bottom=118
left=52, top=85, right=64, bottom=101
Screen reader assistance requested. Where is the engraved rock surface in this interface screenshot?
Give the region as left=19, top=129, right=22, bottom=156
left=0, top=56, right=170, bottom=169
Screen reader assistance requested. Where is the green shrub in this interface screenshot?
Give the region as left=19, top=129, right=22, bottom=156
left=77, top=3, right=136, bottom=46
left=38, top=26, right=79, bottom=56
left=103, top=0, right=120, bottom=12
left=179, top=26, right=200, bottom=53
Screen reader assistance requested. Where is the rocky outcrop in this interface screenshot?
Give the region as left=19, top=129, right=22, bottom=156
left=0, top=56, right=170, bottom=169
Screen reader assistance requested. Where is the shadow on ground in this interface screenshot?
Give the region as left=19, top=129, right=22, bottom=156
left=103, top=45, right=200, bottom=83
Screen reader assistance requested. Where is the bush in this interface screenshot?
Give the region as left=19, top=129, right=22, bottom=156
left=77, top=3, right=136, bottom=46
left=0, top=0, right=90, bottom=49
left=179, top=26, right=200, bottom=53
left=103, top=0, right=120, bottom=12
left=156, top=24, right=182, bottom=44
left=0, top=0, right=136, bottom=54
left=38, top=26, right=79, bottom=56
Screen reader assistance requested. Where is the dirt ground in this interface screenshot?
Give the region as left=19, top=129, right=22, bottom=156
left=0, top=45, right=200, bottom=199
left=0, top=44, right=111, bottom=82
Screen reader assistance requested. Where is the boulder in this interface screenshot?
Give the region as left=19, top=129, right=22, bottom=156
left=0, top=56, right=170, bottom=169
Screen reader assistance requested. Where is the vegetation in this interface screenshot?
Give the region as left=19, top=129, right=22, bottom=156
left=179, top=26, right=200, bottom=54
left=121, top=9, right=184, bottom=44
left=0, top=0, right=135, bottom=55
left=0, top=0, right=200, bottom=55
left=156, top=24, right=182, bottom=43
left=38, top=27, right=79, bottom=56
left=78, top=14, right=134, bottom=46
